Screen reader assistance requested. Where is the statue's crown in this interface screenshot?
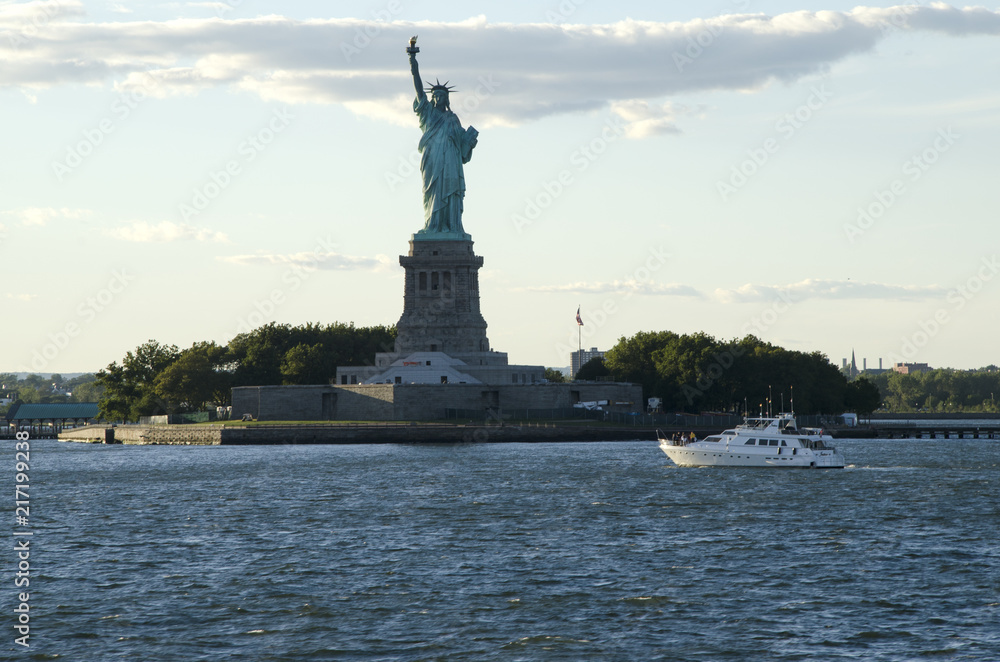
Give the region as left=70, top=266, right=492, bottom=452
left=424, top=78, right=457, bottom=93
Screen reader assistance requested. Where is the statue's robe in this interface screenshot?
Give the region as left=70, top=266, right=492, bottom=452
left=414, top=96, right=476, bottom=234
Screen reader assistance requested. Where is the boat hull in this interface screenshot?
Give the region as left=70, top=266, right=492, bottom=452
left=659, top=440, right=845, bottom=469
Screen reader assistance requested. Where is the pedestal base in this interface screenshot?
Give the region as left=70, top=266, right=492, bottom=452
left=412, top=230, right=472, bottom=242
left=395, top=237, right=489, bottom=356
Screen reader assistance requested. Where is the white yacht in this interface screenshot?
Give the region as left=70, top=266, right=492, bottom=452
left=658, top=413, right=845, bottom=468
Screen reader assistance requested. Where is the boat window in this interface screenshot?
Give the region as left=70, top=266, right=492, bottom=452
left=705, top=436, right=722, bottom=443
left=780, top=440, right=787, bottom=446
left=743, top=439, right=756, bottom=445
left=768, top=440, right=779, bottom=446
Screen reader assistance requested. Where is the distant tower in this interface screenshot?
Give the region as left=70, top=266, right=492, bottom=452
left=850, top=350, right=859, bottom=379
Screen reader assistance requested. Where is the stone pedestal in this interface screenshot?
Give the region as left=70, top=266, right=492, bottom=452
left=394, top=237, right=491, bottom=356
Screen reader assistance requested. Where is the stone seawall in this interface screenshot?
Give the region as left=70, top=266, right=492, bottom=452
left=59, top=424, right=659, bottom=445
left=58, top=425, right=223, bottom=445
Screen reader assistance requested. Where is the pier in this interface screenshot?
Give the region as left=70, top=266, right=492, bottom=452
left=866, top=424, right=1000, bottom=440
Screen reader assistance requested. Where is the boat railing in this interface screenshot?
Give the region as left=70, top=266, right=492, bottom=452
left=657, top=430, right=690, bottom=446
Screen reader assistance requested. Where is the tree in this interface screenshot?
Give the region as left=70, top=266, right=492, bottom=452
left=97, top=340, right=180, bottom=421
left=604, top=330, right=849, bottom=414
left=543, top=367, right=566, bottom=383
left=19, top=374, right=49, bottom=391
left=228, top=322, right=300, bottom=386
left=70, top=380, right=105, bottom=403
left=94, top=324, right=396, bottom=420
left=884, top=371, right=923, bottom=412
left=64, top=373, right=98, bottom=392
left=280, top=343, right=334, bottom=385
left=228, top=322, right=396, bottom=386
left=154, top=342, right=232, bottom=411
left=845, top=377, right=882, bottom=415
left=604, top=330, right=680, bottom=401
left=575, top=357, right=610, bottom=381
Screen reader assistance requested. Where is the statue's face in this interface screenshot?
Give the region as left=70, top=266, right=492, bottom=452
left=431, top=88, right=449, bottom=108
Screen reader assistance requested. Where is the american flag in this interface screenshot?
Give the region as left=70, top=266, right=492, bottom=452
left=576, top=306, right=583, bottom=326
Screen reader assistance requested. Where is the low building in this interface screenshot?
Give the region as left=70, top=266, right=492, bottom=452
left=893, top=362, right=931, bottom=374
left=232, top=382, right=642, bottom=422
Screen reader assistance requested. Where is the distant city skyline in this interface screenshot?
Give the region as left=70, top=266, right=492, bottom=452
left=3, top=1, right=998, bottom=373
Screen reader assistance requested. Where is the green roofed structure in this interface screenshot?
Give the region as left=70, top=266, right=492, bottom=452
left=6, top=402, right=101, bottom=435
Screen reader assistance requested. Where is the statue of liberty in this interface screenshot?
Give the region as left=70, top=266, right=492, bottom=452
left=407, top=37, right=478, bottom=239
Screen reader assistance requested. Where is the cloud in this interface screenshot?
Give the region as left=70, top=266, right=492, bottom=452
left=6, top=293, right=38, bottom=302
left=610, top=100, right=683, bottom=138
left=530, top=277, right=948, bottom=302
left=523, top=281, right=702, bottom=297
left=2, top=207, right=91, bottom=226
left=0, top=5, right=997, bottom=127
left=219, top=250, right=392, bottom=271
left=0, top=0, right=84, bottom=25
left=105, top=220, right=229, bottom=242
left=714, top=278, right=947, bottom=303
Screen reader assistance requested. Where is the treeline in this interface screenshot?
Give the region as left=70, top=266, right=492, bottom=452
left=599, top=331, right=881, bottom=415
left=859, top=368, right=1000, bottom=413
left=0, top=373, right=103, bottom=410
left=96, top=322, right=395, bottom=422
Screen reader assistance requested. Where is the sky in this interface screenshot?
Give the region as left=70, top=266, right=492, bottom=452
left=1, top=0, right=998, bottom=375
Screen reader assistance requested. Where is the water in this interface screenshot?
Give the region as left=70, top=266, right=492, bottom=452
left=6, top=438, right=1000, bottom=660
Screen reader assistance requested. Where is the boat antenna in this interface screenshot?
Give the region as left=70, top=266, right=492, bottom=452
left=790, top=385, right=794, bottom=415
left=768, top=385, right=772, bottom=417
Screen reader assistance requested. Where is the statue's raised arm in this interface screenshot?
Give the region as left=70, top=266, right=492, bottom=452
left=407, top=36, right=425, bottom=103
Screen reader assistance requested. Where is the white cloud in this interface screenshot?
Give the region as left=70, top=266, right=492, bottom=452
left=5, top=293, right=38, bottom=302
left=106, top=220, right=229, bottom=243
left=0, top=0, right=84, bottom=25
left=0, top=6, right=997, bottom=127
left=219, top=250, right=392, bottom=271
left=610, top=100, right=682, bottom=138
left=529, top=277, right=948, bottom=302
left=714, top=279, right=946, bottom=303
left=523, top=281, right=702, bottom=297
left=2, top=207, right=91, bottom=226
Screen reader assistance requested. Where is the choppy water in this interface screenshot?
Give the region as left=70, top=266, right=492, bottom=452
left=6, top=438, right=999, bottom=660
